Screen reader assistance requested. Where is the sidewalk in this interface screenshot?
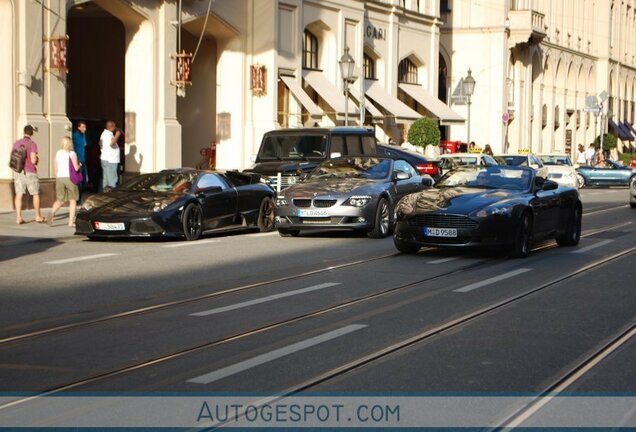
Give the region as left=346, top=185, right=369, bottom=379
left=0, top=208, right=79, bottom=245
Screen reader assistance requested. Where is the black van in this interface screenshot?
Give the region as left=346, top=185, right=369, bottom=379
left=246, top=127, right=378, bottom=191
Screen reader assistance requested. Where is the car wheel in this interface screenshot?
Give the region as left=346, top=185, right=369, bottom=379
left=556, top=204, right=582, bottom=247
left=394, top=237, right=420, bottom=254
left=278, top=228, right=300, bottom=237
left=510, top=212, right=532, bottom=258
left=182, top=203, right=203, bottom=241
left=576, top=173, right=586, bottom=189
left=368, top=198, right=390, bottom=239
left=257, top=196, right=275, bottom=232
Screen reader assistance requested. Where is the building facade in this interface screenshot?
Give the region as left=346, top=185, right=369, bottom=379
left=441, top=0, right=636, bottom=156
left=1, top=0, right=460, bottom=208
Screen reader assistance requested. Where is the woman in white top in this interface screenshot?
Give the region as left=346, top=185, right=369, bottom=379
left=575, top=144, right=587, bottom=166
left=47, top=136, right=80, bottom=227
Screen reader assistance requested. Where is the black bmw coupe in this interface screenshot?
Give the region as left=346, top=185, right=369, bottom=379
left=393, top=166, right=582, bottom=258
left=76, top=169, right=276, bottom=240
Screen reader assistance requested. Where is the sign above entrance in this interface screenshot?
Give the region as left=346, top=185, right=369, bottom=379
left=250, top=64, right=267, bottom=97
left=365, top=24, right=387, bottom=41
left=47, top=36, right=69, bottom=73
left=174, top=51, right=193, bottom=86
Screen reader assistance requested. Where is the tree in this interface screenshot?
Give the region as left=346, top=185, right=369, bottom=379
left=407, top=117, right=440, bottom=148
left=594, top=133, right=617, bottom=152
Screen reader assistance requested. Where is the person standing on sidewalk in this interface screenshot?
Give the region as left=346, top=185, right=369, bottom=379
left=11, top=125, right=44, bottom=224
left=99, top=120, right=121, bottom=191
left=47, top=136, right=80, bottom=227
left=72, top=120, right=88, bottom=199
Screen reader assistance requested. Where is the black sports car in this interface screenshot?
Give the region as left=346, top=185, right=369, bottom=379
left=393, top=166, right=582, bottom=257
left=76, top=169, right=276, bottom=240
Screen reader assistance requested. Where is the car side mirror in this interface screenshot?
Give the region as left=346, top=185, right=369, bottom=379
left=394, top=171, right=411, bottom=181
left=421, top=177, right=433, bottom=187
left=542, top=179, right=559, bottom=191
left=330, top=152, right=342, bottom=158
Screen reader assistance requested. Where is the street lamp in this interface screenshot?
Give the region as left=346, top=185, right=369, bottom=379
left=339, top=47, right=355, bottom=126
left=462, top=69, right=476, bottom=145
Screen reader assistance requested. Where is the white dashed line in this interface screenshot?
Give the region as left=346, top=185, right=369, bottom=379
left=187, top=324, right=367, bottom=384
left=45, top=253, right=120, bottom=265
left=428, top=257, right=460, bottom=264
left=190, top=282, right=341, bottom=317
left=454, top=268, right=532, bottom=293
left=161, top=239, right=220, bottom=248
left=572, top=239, right=614, bottom=254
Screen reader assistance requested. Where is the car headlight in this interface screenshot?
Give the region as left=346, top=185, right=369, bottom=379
left=276, top=196, right=288, bottom=207
left=152, top=200, right=173, bottom=212
left=343, top=196, right=372, bottom=208
left=476, top=204, right=514, bottom=218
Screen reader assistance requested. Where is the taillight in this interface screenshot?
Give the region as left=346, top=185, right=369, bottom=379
left=416, top=163, right=438, bottom=176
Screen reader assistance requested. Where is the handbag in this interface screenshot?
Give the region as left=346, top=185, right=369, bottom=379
left=69, top=156, right=83, bottom=185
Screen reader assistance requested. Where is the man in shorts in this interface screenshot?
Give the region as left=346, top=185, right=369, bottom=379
left=12, top=125, right=44, bottom=224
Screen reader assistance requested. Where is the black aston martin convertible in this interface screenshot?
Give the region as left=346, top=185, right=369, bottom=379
left=75, top=169, right=276, bottom=240
left=393, top=166, right=582, bottom=258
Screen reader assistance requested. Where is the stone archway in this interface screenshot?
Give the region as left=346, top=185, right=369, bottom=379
left=0, top=0, right=14, bottom=183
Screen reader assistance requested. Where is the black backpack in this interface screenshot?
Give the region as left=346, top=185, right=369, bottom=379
left=9, top=143, right=28, bottom=173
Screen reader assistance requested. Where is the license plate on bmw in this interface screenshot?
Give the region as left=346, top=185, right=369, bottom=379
left=424, top=227, right=457, bottom=237
left=95, top=222, right=125, bottom=231
left=297, top=209, right=329, bottom=217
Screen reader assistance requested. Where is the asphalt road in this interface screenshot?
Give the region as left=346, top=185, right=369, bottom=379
left=0, top=187, right=634, bottom=428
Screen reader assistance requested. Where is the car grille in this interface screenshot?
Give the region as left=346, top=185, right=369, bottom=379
left=313, top=199, right=337, bottom=208
left=411, top=214, right=478, bottom=229
left=293, top=199, right=312, bottom=208
left=292, top=199, right=337, bottom=208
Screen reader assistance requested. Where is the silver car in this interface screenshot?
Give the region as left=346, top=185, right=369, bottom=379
left=630, top=176, right=636, bottom=208
left=275, top=157, right=432, bottom=238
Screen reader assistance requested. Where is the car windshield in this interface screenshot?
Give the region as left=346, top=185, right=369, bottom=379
left=436, top=167, right=532, bottom=190
left=258, top=134, right=328, bottom=160
left=119, top=172, right=197, bottom=192
left=309, top=158, right=391, bottom=180
left=498, top=156, right=528, bottom=166
left=539, top=155, right=572, bottom=166
left=443, top=156, right=478, bottom=165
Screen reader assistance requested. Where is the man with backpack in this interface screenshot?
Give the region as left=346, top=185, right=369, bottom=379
left=10, top=125, right=44, bottom=224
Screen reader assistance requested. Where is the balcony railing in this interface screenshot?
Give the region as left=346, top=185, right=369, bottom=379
left=507, top=9, right=547, bottom=46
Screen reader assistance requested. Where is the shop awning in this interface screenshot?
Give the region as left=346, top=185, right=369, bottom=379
left=302, top=70, right=359, bottom=117
left=364, top=80, right=420, bottom=121
left=279, top=75, right=323, bottom=119
left=398, top=83, right=465, bottom=125
left=619, top=121, right=635, bottom=141
left=348, top=86, right=384, bottom=119
left=608, top=119, right=633, bottom=141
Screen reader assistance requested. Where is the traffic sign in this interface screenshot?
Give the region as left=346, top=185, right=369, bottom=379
left=583, top=107, right=601, bottom=113
left=502, top=111, right=510, bottom=124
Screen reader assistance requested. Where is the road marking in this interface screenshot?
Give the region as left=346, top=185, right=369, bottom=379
left=428, top=257, right=459, bottom=264
left=45, top=253, right=120, bottom=265
left=248, top=232, right=279, bottom=238
left=572, top=239, right=614, bottom=254
left=454, top=268, right=532, bottom=293
left=162, top=239, right=220, bottom=248
left=190, top=282, right=341, bottom=317
left=187, top=324, right=367, bottom=384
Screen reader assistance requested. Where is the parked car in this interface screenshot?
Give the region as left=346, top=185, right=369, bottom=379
left=377, top=144, right=440, bottom=179
left=246, top=127, right=377, bottom=192
left=393, top=165, right=582, bottom=258
left=537, top=153, right=581, bottom=189
left=495, top=153, right=549, bottom=179
left=275, top=157, right=432, bottom=238
left=630, top=176, right=636, bottom=208
left=630, top=156, right=636, bottom=168
left=576, top=160, right=636, bottom=187
left=76, top=169, right=276, bottom=240
left=438, top=153, right=499, bottom=176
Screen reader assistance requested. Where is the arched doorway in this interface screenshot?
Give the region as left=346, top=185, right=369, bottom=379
left=67, top=2, right=125, bottom=189
left=0, top=0, right=14, bottom=181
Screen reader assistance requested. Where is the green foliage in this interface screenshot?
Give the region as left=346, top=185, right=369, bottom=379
left=594, top=133, right=617, bottom=151
left=620, top=152, right=634, bottom=165
left=407, top=117, right=440, bottom=148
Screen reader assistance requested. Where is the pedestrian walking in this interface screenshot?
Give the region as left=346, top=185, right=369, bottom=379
left=585, top=143, right=596, bottom=166
left=99, top=120, right=121, bottom=191
left=576, top=144, right=586, bottom=166
left=47, top=136, right=80, bottom=227
left=10, top=125, right=44, bottom=224
left=72, top=120, right=88, bottom=199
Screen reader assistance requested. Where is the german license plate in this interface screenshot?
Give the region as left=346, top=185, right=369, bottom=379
left=424, top=227, right=457, bottom=237
left=297, top=209, right=329, bottom=217
left=95, top=222, right=125, bottom=231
